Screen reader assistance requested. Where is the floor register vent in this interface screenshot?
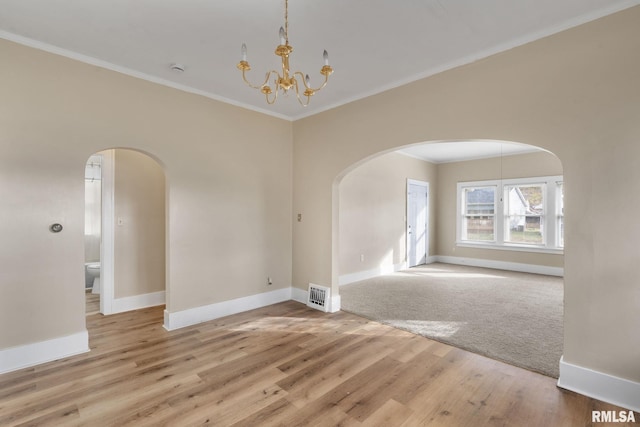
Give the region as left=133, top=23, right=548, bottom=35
left=307, top=283, right=330, bottom=312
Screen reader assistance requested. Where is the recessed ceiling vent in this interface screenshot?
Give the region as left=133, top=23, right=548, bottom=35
left=307, top=283, right=330, bottom=312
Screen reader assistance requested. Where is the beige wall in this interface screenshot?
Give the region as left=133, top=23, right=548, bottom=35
left=339, top=152, right=437, bottom=276
left=437, top=151, right=563, bottom=267
left=113, top=149, right=166, bottom=298
left=0, top=38, right=292, bottom=349
left=293, top=6, right=640, bottom=383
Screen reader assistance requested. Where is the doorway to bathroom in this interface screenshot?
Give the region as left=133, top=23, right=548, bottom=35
left=84, top=149, right=167, bottom=317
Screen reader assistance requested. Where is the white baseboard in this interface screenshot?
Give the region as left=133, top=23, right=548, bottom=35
left=339, top=262, right=408, bottom=286
left=338, top=256, right=561, bottom=285
left=291, top=286, right=307, bottom=304
left=0, top=331, right=89, bottom=374
left=425, top=256, right=438, bottom=265
left=330, top=294, right=341, bottom=312
left=112, top=291, right=166, bottom=314
left=558, top=357, right=640, bottom=412
left=435, top=255, right=564, bottom=277
left=163, top=287, right=292, bottom=331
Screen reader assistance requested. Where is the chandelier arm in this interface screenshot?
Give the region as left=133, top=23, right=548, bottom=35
left=315, top=74, right=330, bottom=92
left=292, top=78, right=311, bottom=107
left=241, top=68, right=279, bottom=90
left=293, top=71, right=309, bottom=89
left=296, top=92, right=311, bottom=107
left=293, top=71, right=330, bottom=92
left=266, top=87, right=279, bottom=105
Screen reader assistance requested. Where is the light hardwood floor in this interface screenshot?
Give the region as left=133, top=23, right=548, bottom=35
left=85, top=291, right=100, bottom=316
left=0, top=301, right=635, bottom=426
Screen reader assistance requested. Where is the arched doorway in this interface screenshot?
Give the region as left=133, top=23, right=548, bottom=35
left=334, top=139, right=564, bottom=377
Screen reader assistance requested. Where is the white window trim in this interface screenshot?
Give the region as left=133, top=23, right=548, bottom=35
left=456, top=175, right=564, bottom=254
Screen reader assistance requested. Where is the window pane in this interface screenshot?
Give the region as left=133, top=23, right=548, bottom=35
left=505, top=185, right=544, bottom=245
left=464, top=216, right=494, bottom=241
left=462, top=186, right=495, bottom=241
left=558, top=182, right=564, bottom=247
left=506, top=216, right=543, bottom=244
left=558, top=217, right=564, bottom=247
left=464, top=187, right=495, bottom=215
left=558, top=183, right=564, bottom=215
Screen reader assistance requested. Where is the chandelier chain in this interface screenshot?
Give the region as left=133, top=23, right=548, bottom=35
left=284, top=0, right=289, bottom=45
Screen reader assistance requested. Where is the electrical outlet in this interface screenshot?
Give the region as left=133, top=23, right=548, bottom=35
left=360, top=254, right=365, bottom=262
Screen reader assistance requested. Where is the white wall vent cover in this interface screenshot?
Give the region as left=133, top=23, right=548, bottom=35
left=307, top=283, right=330, bottom=312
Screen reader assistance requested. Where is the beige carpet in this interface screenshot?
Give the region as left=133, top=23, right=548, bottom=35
left=340, top=263, right=563, bottom=378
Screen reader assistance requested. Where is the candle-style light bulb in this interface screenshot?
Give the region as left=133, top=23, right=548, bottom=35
left=305, top=74, right=311, bottom=87
left=241, top=43, right=247, bottom=62
left=323, top=50, right=329, bottom=66
left=279, top=27, right=286, bottom=45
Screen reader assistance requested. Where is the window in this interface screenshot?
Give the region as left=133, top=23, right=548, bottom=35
left=461, top=186, right=496, bottom=242
left=457, top=176, right=563, bottom=253
left=504, top=183, right=544, bottom=245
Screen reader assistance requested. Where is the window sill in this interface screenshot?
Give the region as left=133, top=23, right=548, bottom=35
left=456, top=241, right=564, bottom=255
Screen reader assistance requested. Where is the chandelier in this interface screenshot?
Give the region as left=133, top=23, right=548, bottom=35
left=236, top=0, right=333, bottom=106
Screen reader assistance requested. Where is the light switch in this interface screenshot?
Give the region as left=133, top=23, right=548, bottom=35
left=117, top=217, right=124, bottom=226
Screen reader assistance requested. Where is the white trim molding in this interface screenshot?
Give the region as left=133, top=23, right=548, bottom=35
left=163, top=287, right=292, bottom=331
left=100, top=149, right=115, bottom=315
left=291, top=286, right=308, bottom=305
left=435, top=255, right=563, bottom=277
left=339, top=262, right=408, bottom=286
left=330, top=294, right=341, bottom=313
left=112, top=291, right=166, bottom=314
left=558, top=357, right=640, bottom=413
left=338, top=256, right=560, bottom=285
left=0, top=331, right=89, bottom=374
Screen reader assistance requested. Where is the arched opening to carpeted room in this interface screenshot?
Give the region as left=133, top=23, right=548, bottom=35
left=333, top=139, right=564, bottom=378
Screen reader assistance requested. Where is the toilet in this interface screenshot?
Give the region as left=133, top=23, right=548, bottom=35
left=85, top=262, right=101, bottom=294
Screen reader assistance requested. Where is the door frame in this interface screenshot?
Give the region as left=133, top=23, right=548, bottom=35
left=406, top=179, right=429, bottom=268
left=100, top=149, right=115, bottom=315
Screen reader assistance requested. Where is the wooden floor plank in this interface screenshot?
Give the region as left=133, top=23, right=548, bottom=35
left=320, top=355, right=405, bottom=422
left=0, top=301, right=636, bottom=426
left=276, top=335, right=398, bottom=408
left=365, top=398, right=414, bottom=427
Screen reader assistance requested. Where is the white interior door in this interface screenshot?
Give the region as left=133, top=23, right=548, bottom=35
left=407, top=180, right=428, bottom=268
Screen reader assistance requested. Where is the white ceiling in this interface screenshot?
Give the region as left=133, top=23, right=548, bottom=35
left=398, top=141, right=543, bottom=163
left=0, top=0, right=638, bottom=121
